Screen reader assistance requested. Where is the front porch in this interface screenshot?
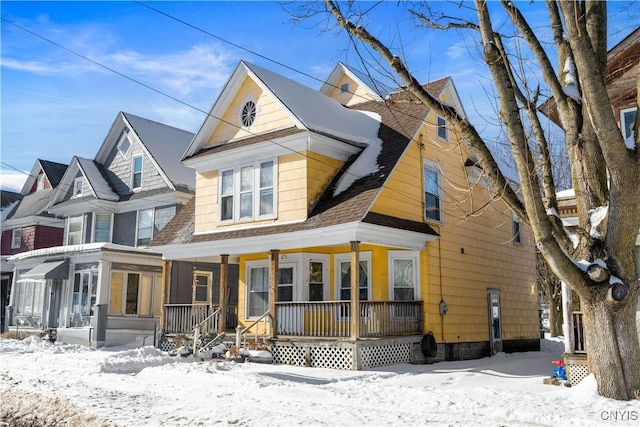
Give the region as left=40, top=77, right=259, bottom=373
left=160, top=300, right=426, bottom=369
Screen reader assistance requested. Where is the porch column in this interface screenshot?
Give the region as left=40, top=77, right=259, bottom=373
left=269, top=250, right=279, bottom=338
left=160, top=260, right=170, bottom=332
left=219, top=255, right=229, bottom=333
left=350, top=241, right=360, bottom=340
left=561, top=281, right=574, bottom=353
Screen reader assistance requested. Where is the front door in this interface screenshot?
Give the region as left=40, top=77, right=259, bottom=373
left=487, top=289, right=502, bottom=355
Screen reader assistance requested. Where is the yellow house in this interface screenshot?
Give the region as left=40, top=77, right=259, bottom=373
left=151, top=61, right=539, bottom=369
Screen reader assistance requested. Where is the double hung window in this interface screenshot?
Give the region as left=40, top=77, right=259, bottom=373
left=93, top=213, right=112, bottom=243
left=132, top=155, right=143, bottom=189
left=219, top=159, right=275, bottom=223
left=67, top=215, right=83, bottom=245
left=11, top=229, right=21, bottom=249
left=424, top=161, right=442, bottom=222
left=136, top=209, right=153, bottom=246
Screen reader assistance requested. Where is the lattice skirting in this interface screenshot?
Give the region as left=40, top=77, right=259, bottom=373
left=272, top=340, right=415, bottom=370
left=566, top=362, right=590, bottom=385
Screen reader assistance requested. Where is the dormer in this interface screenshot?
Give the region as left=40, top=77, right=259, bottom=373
left=320, top=62, right=392, bottom=106
left=183, top=61, right=379, bottom=234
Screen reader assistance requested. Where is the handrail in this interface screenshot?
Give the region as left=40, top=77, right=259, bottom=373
left=236, top=310, right=270, bottom=348
left=194, top=306, right=221, bottom=331
left=193, top=307, right=221, bottom=355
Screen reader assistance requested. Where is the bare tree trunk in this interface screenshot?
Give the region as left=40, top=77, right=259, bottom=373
left=318, top=0, right=640, bottom=400
left=584, top=296, right=640, bottom=400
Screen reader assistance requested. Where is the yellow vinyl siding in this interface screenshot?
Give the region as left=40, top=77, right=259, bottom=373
left=277, top=153, right=308, bottom=222
left=307, top=151, right=344, bottom=210
left=194, top=170, right=218, bottom=233
left=371, top=86, right=537, bottom=343
left=206, top=77, right=295, bottom=146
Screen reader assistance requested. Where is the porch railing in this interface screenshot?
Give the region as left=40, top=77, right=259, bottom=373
left=572, top=311, right=587, bottom=353
left=164, top=304, right=217, bottom=334
left=276, top=300, right=423, bottom=338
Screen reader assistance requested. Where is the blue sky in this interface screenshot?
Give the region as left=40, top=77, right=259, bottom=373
left=2, top=1, right=638, bottom=192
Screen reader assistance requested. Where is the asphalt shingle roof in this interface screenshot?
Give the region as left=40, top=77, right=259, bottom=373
left=151, top=80, right=445, bottom=247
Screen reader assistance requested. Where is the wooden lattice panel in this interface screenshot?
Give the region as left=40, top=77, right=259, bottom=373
left=272, top=345, right=354, bottom=370
left=567, top=363, right=590, bottom=385
left=360, top=343, right=411, bottom=368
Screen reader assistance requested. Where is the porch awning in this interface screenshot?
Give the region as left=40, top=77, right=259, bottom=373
left=17, top=259, right=69, bottom=282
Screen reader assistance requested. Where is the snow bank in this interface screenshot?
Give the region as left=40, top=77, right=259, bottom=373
left=99, top=346, right=188, bottom=374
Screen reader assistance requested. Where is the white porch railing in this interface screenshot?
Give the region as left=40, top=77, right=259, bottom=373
left=276, top=301, right=423, bottom=338
left=164, top=304, right=217, bottom=334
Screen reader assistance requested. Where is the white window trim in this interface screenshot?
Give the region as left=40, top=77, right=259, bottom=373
left=387, top=251, right=421, bottom=301
left=136, top=208, right=154, bottom=247
left=36, top=174, right=45, bottom=191
left=117, top=130, right=132, bottom=157
left=66, top=215, right=84, bottom=245
left=131, top=154, right=143, bottom=190
left=333, top=252, right=372, bottom=301
left=218, top=159, right=277, bottom=224
left=423, top=158, right=444, bottom=224
left=11, top=229, right=21, bottom=249
left=91, top=212, right=113, bottom=243
left=73, top=176, right=83, bottom=198
left=620, top=106, right=637, bottom=141
left=436, top=115, right=448, bottom=142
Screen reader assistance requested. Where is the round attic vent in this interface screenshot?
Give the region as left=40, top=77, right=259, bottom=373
left=240, top=100, right=256, bottom=128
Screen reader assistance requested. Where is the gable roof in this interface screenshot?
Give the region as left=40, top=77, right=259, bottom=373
left=122, top=112, right=195, bottom=190
left=184, top=61, right=382, bottom=160
left=152, top=72, right=451, bottom=251
left=319, top=62, right=393, bottom=101
left=49, top=156, right=119, bottom=207
left=20, top=159, right=68, bottom=196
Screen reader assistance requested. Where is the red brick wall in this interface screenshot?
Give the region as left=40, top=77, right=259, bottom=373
left=0, top=225, right=63, bottom=255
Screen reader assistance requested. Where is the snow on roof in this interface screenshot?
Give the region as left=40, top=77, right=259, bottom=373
left=76, top=157, right=119, bottom=201
left=333, top=111, right=383, bottom=196
left=556, top=188, right=575, bottom=199
left=7, top=242, right=160, bottom=262
left=122, top=113, right=195, bottom=190
left=244, top=61, right=382, bottom=147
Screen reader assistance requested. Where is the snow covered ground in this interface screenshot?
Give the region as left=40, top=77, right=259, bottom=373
left=0, top=336, right=638, bottom=426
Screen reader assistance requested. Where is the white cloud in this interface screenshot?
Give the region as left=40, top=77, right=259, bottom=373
left=0, top=172, right=28, bottom=192
left=104, top=44, right=235, bottom=97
